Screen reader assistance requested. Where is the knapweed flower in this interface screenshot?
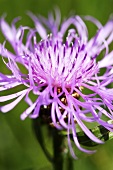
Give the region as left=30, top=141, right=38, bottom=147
left=0, top=10, right=113, bottom=158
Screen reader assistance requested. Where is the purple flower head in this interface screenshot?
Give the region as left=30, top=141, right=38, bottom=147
left=1, top=10, right=113, bottom=158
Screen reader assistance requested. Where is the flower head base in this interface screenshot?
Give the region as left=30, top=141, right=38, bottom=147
left=1, top=10, right=113, bottom=158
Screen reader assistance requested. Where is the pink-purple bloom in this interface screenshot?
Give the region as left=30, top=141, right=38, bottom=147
left=0, top=10, right=113, bottom=158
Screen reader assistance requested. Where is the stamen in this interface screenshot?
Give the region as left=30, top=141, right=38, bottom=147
left=38, top=86, right=81, bottom=128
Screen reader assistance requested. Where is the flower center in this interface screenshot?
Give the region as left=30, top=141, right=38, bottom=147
left=27, top=34, right=98, bottom=88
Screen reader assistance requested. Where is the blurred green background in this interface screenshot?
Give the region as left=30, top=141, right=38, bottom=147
left=0, top=0, right=113, bottom=169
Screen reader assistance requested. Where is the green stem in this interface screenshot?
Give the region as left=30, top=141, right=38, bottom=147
left=52, top=128, right=64, bottom=170
left=33, top=118, right=67, bottom=170
left=32, top=118, right=53, bottom=163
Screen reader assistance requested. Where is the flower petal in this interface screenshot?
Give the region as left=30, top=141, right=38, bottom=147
left=0, top=91, right=27, bottom=112
left=0, top=18, right=14, bottom=42
left=0, top=89, right=27, bottom=102
left=20, top=102, right=36, bottom=120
